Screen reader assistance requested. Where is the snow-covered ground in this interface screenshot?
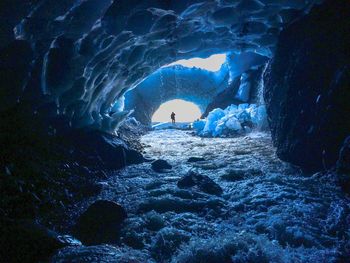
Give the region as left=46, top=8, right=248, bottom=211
left=54, top=130, right=350, bottom=262
left=152, top=122, right=191, bottom=130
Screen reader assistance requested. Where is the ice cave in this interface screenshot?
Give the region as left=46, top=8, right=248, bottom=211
left=0, top=0, right=349, bottom=262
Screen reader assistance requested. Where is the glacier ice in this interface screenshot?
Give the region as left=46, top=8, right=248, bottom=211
left=4, top=0, right=319, bottom=131
left=235, top=73, right=251, bottom=102
left=192, top=119, right=206, bottom=133
left=202, top=108, right=226, bottom=136
left=193, top=104, right=268, bottom=137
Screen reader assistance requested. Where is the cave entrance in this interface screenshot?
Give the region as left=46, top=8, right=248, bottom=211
left=152, top=99, right=201, bottom=123
left=124, top=53, right=231, bottom=125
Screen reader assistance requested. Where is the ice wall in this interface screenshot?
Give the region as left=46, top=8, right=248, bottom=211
left=0, top=0, right=322, bottom=132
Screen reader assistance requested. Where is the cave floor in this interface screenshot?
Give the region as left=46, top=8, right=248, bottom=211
left=54, top=130, right=350, bottom=262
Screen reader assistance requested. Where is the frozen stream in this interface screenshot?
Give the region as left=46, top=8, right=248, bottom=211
left=54, top=130, right=350, bottom=262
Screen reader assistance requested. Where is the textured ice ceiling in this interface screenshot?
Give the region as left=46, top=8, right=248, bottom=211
left=9, top=0, right=322, bottom=132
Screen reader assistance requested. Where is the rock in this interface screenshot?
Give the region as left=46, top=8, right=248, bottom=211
left=144, top=211, right=165, bottom=231
left=65, top=129, right=143, bottom=170
left=126, top=149, right=144, bottom=165
left=177, top=170, right=223, bottom=196
left=51, top=245, right=148, bottom=263
left=187, top=157, right=206, bottom=163
left=264, top=0, right=350, bottom=172
left=337, top=136, right=350, bottom=174
left=0, top=40, right=33, bottom=112
left=221, top=168, right=263, bottom=182
left=151, top=227, right=191, bottom=261
left=337, top=137, right=350, bottom=193
left=122, top=231, right=145, bottom=249
left=73, top=200, right=127, bottom=245
left=0, top=218, right=71, bottom=263
left=78, top=182, right=103, bottom=197
left=151, top=159, right=172, bottom=172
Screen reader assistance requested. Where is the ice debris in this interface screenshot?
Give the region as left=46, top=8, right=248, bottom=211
left=193, top=104, right=268, bottom=137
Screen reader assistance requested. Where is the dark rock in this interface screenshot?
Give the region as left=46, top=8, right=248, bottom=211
left=0, top=1, right=37, bottom=49
left=177, top=170, right=223, bottom=196
left=0, top=218, right=70, bottom=263
left=144, top=211, right=165, bottom=231
left=152, top=227, right=191, bottom=262
left=122, top=231, right=144, bottom=249
left=64, top=129, right=144, bottom=170
left=78, top=182, right=103, bottom=197
left=264, top=0, right=350, bottom=172
left=221, top=168, right=263, bottom=182
left=126, top=149, right=144, bottom=165
left=338, top=173, right=350, bottom=194
left=151, top=159, right=172, bottom=172
left=0, top=40, right=33, bottom=112
left=42, top=37, right=75, bottom=98
left=51, top=244, right=148, bottom=262
left=177, top=173, right=197, bottom=188
left=337, top=137, right=350, bottom=193
left=187, top=157, right=206, bottom=163
left=73, top=200, right=127, bottom=245
left=337, top=136, right=350, bottom=174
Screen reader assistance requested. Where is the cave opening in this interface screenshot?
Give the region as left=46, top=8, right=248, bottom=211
left=152, top=99, right=202, bottom=124
left=124, top=51, right=269, bottom=127
left=1, top=0, right=350, bottom=262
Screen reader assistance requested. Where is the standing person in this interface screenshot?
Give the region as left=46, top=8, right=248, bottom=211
left=171, top=112, right=176, bottom=124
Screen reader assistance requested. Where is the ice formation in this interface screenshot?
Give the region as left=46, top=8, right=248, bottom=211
left=193, top=104, right=268, bottom=137
left=2, top=0, right=321, bottom=131
left=125, top=51, right=268, bottom=125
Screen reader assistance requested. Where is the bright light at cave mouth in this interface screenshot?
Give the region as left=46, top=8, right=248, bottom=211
left=152, top=99, right=202, bottom=123
left=164, top=53, right=227, bottom=72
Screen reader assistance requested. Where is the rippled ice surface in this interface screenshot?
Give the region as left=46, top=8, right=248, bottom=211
left=54, top=130, right=350, bottom=262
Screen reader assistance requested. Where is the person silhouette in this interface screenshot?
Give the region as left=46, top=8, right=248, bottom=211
left=171, top=112, right=176, bottom=124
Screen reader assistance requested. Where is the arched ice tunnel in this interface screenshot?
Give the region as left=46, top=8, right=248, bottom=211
left=0, top=0, right=349, bottom=262
left=0, top=0, right=348, bottom=170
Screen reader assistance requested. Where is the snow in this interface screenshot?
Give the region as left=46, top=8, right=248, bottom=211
left=152, top=122, right=191, bottom=130
left=54, top=130, right=350, bottom=262
left=194, top=104, right=268, bottom=137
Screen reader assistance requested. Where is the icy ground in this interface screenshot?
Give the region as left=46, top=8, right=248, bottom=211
left=54, top=130, right=350, bottom=262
